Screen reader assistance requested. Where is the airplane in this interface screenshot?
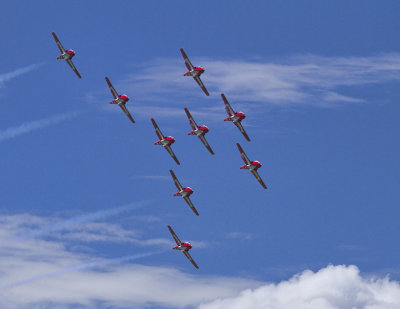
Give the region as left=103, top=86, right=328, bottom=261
left=184, top=108, right=214, bottom=155
left=167, top=225, right=199, bottom=269
left=180, top=48, right=209, bottom=96
left=236, top=143, right=267, bottom=189
left=52, top=32, right=82, bottom=79
left=105, top=77, right=135, bottom=124
left=169, top=169, right=199, bottom=216
left=221, top=93, right=250, bottom=141
left=151, top=118, right=180, bottom=165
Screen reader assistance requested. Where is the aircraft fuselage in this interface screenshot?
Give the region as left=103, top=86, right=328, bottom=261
left=184, top=67, right=204, bottom=77
left=189, top=126, right=209, bottom=137
left=57, top=50, right=75, bottom=60
left=173, top=242, right=192, bottom=251
left=155, top=136, right=175, bottom=147
left=240, top=161, right=262, bottom=171
left=110, top=95, right=129, bottom=105
left=225, top=112, right=246, bottom=123
left=174, top=187, right=194, bottom=198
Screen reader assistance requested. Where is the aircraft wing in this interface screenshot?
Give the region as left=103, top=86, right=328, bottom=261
left=165, top=144, right=180, bottom=165
left=66, top=59, right=82, bottom=79
left=236, top=143, right=251, bottom=165
left=180, top=48, right=194, bottom=71
left=234, top=121, right=250, bottom=141
left=198, top=135, right=214, bottom=155
left=193, top=76, right=210, bottom=96
left=251, top=170, right=268, bottom=189
left=151, top=118, right=165, bottom=140
left=167, top=225, right=181, bottom=246
left=105, top=77, right=119, bottom=99
left=184, top=107, right=198, bottom=130
left=169, top=169, right=183, bottom=191
left=119, top=104, right=135, bottom=123
left=221, top=93, right=235, bottom=116
left=52, top=32, right=65, bottom=53
left=184, top=196, right=199, bottom=216
left=183, top=251, right=199, bottom=269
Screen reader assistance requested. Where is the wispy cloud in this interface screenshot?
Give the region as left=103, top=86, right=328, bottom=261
left=0, top=63, right=43, bottom=86
left=131, top=175, right=170, bottom=181
left=120, top=53, right=400, bottom=113
left=0, top=250, right=165, bottom=291
left=226, top=232, right=253, bottom=240
left=19, top=200, right=153, bottom=239
left=50, top=221, right=171, bottom=246
left=0, top=111, right=82, bottom=142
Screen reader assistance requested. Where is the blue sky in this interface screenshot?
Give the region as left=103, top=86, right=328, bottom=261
left=1, top=1, right=400, bottom=308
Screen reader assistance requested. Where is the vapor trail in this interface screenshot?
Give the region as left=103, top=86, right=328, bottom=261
left=0, top=111, right=82, bottom=142
left=0, top=63, right=43, bottom=85
left=22, top=200, right=154, bottom=239
left=0, top=250, right=164, bottom=290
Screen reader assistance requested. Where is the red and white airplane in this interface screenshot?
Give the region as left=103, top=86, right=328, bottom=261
left=151, top=118, right=180, bottom=165
left=105, top=77, right=135, bottom=124
left=221, top=93, right=250, bottom=142
left=184, top=108, right=214, bottom=155
left=237, top=143, right=267, bottom=189
left=52, top=32, right=81, bottom=79
left=170, top=169, right=199, bottom=216
left=180, top=48, right=209, bottom=96
left=168, top=225, right=199, bottom=269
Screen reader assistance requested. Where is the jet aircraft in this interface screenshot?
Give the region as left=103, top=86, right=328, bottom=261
left=184, top=108, right=214, bottom=155
left=221, top=93, right=250, bottom=141
left=169, top=169, right=199, bottom=216
left=180, top=48, right=209, bottom=96
left=168, top=225, right=199, bottom=269
left=236, top=143, right=267, bottom=189
left=151, top=118, right=180, bottom=165
left=105, top=77, right=135, bottom=124
left=52, top=32, right=81, bottom=79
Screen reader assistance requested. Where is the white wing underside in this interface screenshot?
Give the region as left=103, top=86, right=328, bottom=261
left=66, top=59, right=81, bottom=78
left=183, top=251, right=199, bottom=269
left=165, top=145, right=180, bottom=165
left=183, top=196, right=199, bottom=216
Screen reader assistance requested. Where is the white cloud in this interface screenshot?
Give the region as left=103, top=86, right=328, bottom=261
left=198, top=264, right=400, bottom=309
left=0, top=63, right=43, bottom=85
left=0, top=111, right=82, bottom=142
left=0, top=213, right=258, bottom=308
left=120, top=53, right=400, bottom=113
left=2, top=214, right=400, bottom=308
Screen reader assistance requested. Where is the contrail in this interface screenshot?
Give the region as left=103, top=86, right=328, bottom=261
left=0, top=63, right=43, bottom=85
left=0, top=250, right=165, bottom=290
left=0, top=111, right=82, bottom=142
left=20, top=200, right=154, bottom=239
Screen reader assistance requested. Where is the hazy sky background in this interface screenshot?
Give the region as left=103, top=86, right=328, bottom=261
left=1, top=1, right=400, bottom=308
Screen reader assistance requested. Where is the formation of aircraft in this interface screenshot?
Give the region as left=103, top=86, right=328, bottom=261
left=151, top=118, right=180, bottom=165
left=52, top=33, right=269, bottom=270
left=52, top=32, right=81, bottom=79
left=180, top=48, right=209, bottom=96
left=222, top=93, right=250, bottom=141
left=168, top=225, right=199, bottom=269
left=170, top=169, right=199, bottom=216
left=237, top=143, right=267, bottom=189
left=105, top=77, right=135, bottom=123
left=184, top=108, right=214, bottom=155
